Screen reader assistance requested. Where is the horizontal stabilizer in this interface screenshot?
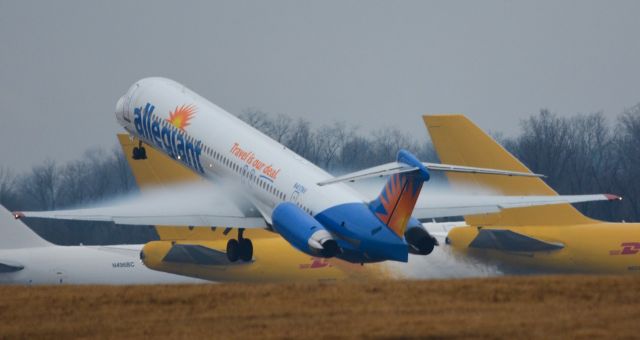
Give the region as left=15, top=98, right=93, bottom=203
left=318, top=162, right=416, bottom=186
left=469, top=229, right=564, bottom=252
left=318, top=162, right=543, bottom=186
left=423, top=162, right=544, bottom=178
left=413, top=194, right=620, bottom=220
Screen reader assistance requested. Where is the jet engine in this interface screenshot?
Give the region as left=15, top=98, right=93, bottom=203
left=272, top=202, right=339, bottom=258
left=405, top=226, right=437, bottom=255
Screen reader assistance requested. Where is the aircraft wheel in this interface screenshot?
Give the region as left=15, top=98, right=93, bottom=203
left=132, top=147, right=140, bottom=160
left=239, top=238, right=253, bottom=262
left=133, top=143, right=147, bottom=160
left=139, top=146, right=147, bottom=159
left=226, top=239, right=239, bottom=262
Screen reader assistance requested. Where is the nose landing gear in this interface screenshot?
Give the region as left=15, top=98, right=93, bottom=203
left=226, top=228, right=253, bottom=262
left=132, top=141, right=147, bottom=160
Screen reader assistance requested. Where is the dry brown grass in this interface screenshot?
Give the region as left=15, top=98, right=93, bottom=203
left=0, top=275, right=639, bottom=339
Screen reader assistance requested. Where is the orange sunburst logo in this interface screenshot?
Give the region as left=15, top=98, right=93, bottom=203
left=167, top=104, right=197, bottom=130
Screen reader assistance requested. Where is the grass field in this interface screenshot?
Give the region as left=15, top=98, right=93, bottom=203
left=1, top=275, right=638, bottom=339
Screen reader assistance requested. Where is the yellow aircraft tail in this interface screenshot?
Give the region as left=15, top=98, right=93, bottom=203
left=423, top=115, right=596, bottom=226
left=117, top=134, right=276, bottom=240
left=117, top=134, right=203, bottom=189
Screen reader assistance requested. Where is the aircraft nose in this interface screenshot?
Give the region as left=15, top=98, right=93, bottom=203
left=115, top=95, right=126, bottom=123
left=139, top=249, right=146, bottom=261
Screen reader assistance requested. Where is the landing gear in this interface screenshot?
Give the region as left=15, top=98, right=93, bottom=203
left=132, top=141, right=147, bottom=160
left=226, top=228, right=253, bottom=262
left=239, top=238, right=253, bottom=262
left=226, top=239, right=239, bottom=262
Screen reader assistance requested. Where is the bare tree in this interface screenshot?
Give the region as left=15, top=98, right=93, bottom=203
left=565, top=113, right=611, bottom=190
left=0, top=166, right=18, bottom=209
left=238, top=109, right=274, bottom=134
left=270, top=114, right=293, bottom=143
left=338, top=130, right=372, bottom=171
left=511, top=110, right=572, bottom=190
left=286, top=118, right=316, bottom=160
left=315, top=123, right=348, bottom=170
left=370, top=128, right=417, bottom=165
left=612, top=103, right=640, bottom=219
left=111, top=145, right=136, bottom=193
left=563, top=113, right=617, bottom=219
left=21, top=159, right=59, bottom=210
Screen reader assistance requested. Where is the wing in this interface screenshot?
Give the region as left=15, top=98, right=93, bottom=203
left=414, top=194, right=621, bottom=220
left=15, top=183, right=267, bottom=229
left=17, top=209, right=267, bottom=228
left=318, top=161, right=543, bottom=186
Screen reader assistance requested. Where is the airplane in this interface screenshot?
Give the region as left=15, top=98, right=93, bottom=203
left=116, top=134, right=384, bottom=282
left=14, top=77, right=619, bottom=265
left=423, top=114, right=640, bottom=274
left=0, top=205, right=206, bottom=285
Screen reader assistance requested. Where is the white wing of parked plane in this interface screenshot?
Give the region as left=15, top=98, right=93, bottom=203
left=317, top=162, right=543, bottom=186
left=413, top=194, right=621, bottom=220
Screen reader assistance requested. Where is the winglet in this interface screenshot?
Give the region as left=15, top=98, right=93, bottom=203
left=605, top=194, right=623, bottom=201
left=13, top=212, right=24, bottom=220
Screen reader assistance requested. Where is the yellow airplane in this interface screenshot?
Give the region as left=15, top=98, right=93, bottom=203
left=423, top=115, right=640, bottom=274
left=117, top=135, right=389, bottom=282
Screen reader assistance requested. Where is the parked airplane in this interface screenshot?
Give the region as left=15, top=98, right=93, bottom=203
left=424, top=114, right=639, bottom=274
left=0, top=205, right=205, bottom=285
left=15, top=78, right=617, bottom=265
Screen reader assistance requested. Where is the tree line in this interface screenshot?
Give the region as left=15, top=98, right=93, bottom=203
left=0, top=147, right=155, bottom=245
left=1, top=105, right=639, bottom=244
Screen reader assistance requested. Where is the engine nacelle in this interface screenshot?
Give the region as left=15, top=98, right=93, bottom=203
left=405, top=226, right=437, bottom=255
left=272, top=202, right=339, bottom=258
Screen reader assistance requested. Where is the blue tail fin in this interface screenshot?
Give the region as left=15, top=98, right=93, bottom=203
left=369, top=150, right=430, bottom=237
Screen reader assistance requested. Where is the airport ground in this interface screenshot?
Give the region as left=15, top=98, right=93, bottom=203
left=0, top=275, right=638, bottom=339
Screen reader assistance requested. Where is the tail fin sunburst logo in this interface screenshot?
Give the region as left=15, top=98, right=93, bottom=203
left=167, top=104, right=197, bottom=130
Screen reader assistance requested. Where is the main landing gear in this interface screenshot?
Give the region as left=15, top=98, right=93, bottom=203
left=132, top=141, right=147, bottom=160
left=226, top=228, right=253, bottom=262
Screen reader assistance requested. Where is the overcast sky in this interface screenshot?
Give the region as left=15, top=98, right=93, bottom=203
left=1, top=1, right=639, bottom=171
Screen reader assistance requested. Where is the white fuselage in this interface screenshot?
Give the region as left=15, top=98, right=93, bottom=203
left=0, top=244, right=206, bottom=285
left=116, top=77, right=365, bottom=223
